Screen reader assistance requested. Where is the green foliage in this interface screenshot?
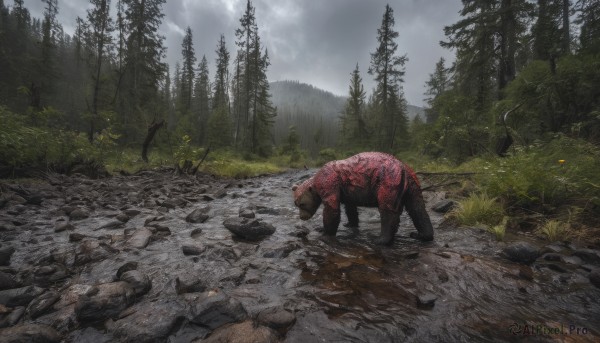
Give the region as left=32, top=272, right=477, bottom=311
left=0, top=106, right=99, bottom=172
left=536, top=220, right=571, bottom=242
left=474, top=135, right=600, bottom=210
left=174, top=134, right=204, bottom=167
left=198, top=150, right=281, bottom=178
left=449, top=192, right=504, bottom=227
left=487, top=216, right=508, bottom=241
left=207, top=106, right=232, bottom=149
left=317, top=148, right=338, bottom=166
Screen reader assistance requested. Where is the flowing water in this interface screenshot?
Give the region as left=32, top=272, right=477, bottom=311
left=0, top=169, right=598, bottom=342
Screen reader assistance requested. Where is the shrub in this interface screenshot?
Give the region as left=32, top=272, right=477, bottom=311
left=317, top=148, right=338, bottom=166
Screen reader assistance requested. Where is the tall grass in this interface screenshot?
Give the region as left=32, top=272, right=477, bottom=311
left=448, top=192, right=504, bottom=227
left=536, top=220, right=572, bottom=242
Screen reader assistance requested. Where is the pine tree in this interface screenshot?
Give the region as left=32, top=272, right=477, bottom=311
left=39, top=0, right=60, bottom=110
left=120, top=0, right=167, bottom=140
left=207, top=34, right=232, bottom=148
left=341, top=63, right=367, bottom=148
left=83, top=0, right=114, bottom=141
left=193, top=55, right=210, bottom=145
left=233, top=0, right=258, bottom=149
left=252, top=47, right=276, bottom=156
left=577, top=0, right=600, bottom=54
left=180, top=26, right=196, bottom=114
left=368, top=4, right=408, bottom=150
left=424, top=57, right=449, bottom=123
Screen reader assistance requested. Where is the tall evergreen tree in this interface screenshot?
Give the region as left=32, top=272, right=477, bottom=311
left=207, top=34, right=232, bottom=148
left=423, top=57, right=449, bottom=123
left=39, top=0, right=60, bottom=110
left=341, top=63, right=367, bottom=148
left=193, top=55, right=210, bottom=145
left=83, top=0, right=114, bottom=141
left=180, top=26, right=195, bottom=114
left=368, top=4, right=408, bottom=150
left=233, top=0, right=258, bottom=149
left=577, top=0, right=600, bottom=54
left=120, top=0, right=167, bottom=140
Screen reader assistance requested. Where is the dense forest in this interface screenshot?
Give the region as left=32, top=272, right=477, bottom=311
left=0, top=0, right=600, bottom=172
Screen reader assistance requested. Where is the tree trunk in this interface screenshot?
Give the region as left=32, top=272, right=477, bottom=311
left=141, top=119, right=165, bottom=162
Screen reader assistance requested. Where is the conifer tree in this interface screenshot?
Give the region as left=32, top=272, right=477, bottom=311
left=193, top=55, right=211, bottom=145
left=180, top=26, right=195, bottom=114
left=423, top=57, right=449, bottom=123
left=369, top=4, right=408, bottom=150
left=341, top=64, right=367, bottom=148
left=83, top=0, right=114, bottom=141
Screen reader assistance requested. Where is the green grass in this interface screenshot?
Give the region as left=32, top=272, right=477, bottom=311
left=536, top=220, right=572, bottom=242
left=487, top=216, right=508, bottom=241
left=449, top=192, right=504, bottom=227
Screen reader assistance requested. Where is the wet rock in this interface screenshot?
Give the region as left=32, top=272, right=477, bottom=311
left=0, top=245, right=15, bottom=266
left=115, top=213, right=129, bottom=223
left=238, top=208, right=256, bottom=219
left=0, top=286, right=44, bottom=307
left=257, top=306, right=296, bottom=331
left=256, top=207, right=281, bottom=215
left=223, top=217, right=276, bottom=241
left=200, top=320, right=279, bottom=343
left=97, top=219, right=124, bottom=230
left=69, top=233, right=86, bottom=242
left=69, top=208, right=89, bottom=220
left=431, top=199, right=456, bottom=213
left=116, top=262, right=138, bottom=279
left=162, top=198, right=186, bottom=209
left=74, top=240, right=111, bottom=266
left=64, top=327, right=113, bottom=343
left=0, top=271, right=20, bottom=291
left=54, top=222, right=75, bottom=233
left=182, top=244, right=206, bottom=256
left=263, top=243, right=301, bottom=259
left=26, top=290, right=59, bottom=319
left=417, top=292, right=437, bottom=309
left=0, top=306, right=25, bottom=328
left=402, top=251, right=420, bottom=259
left=290, top=225, right=310, bottom=238
left=126, top=228, right=152, bottom=249
left=542, top=253, right=562, bottom=261
left=175, top=274, right=207, bottom=295
left=572, top=248, right=600, bottom=264
left=111, top=298, right=187, bottom=343
left=119, top=271, right=151, bottom=297
left=123, top=209, right=141, bottom=217
left=438, top=270, right=449, bottom=283
left=190, top=228, right=203, bottom=238
left=562, top=255, right=583, bottom=265
left=186, top=208, right=210, bottom=223
left=502, top=242, right=540, bottom=265
left=32, top=264, right=69, bottom=287
left=0, top=323, right=61, bottom=343
left=590, top=271, right=600, bottom=289
left=75, top=281, right=135, bottom=323
left=188, top=290, right=247, bottom=330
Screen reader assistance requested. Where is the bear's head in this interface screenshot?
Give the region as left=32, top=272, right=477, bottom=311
left=292, top=177, right=321, bottom=220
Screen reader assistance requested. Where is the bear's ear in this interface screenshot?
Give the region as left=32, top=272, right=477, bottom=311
left=308, top=186, right=313, bottom=192
left=292, top=185, right=298, bottom=191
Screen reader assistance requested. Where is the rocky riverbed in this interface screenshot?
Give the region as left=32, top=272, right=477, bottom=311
left=0, top=169, right=599, bottom=342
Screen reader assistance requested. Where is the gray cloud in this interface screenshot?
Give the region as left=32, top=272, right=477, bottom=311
left=20, top=0, right=461, bottom=106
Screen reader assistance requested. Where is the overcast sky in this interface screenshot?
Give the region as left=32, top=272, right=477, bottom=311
left=21, top=0, right=461, bottom=106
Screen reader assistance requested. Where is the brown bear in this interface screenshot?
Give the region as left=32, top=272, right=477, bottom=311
left=292, top=152, right=433, bottom=245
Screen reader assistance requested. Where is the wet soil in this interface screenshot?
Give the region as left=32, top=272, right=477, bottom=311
left=0, top=169, right=599, bottom=342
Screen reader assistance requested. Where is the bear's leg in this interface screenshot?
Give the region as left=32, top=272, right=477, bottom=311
left=322, top=205, right=341, bottom=236
left=374, top=209, right=400, bottom=245
left=344, top=203, right=359, bottom=228
left=405, top=179, right=434, bottom=241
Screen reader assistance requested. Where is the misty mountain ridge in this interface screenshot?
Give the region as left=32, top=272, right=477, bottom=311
left=269, top=80, right=425, bottom=121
